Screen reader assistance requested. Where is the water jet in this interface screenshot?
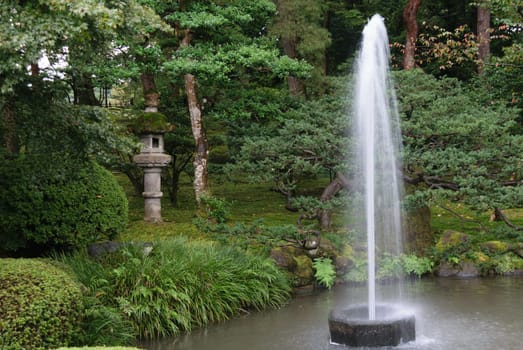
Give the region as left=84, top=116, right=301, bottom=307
left=328, top=14, right=415, bottom=347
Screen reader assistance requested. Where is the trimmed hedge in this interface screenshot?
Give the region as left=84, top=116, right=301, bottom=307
left=0, top=258, right=84, bottom=349
left=0, top=159, right=128, bottom=253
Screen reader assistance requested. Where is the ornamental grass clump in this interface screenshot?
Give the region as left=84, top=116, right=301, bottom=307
left=0, top=259, right=84, bottom=350
left=110, top=238, right=291, bottom=338
left=57, top=237, right=291, bottom=340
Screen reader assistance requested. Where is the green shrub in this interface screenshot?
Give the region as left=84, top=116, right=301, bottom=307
left=400, top=254, right=434, bottom=278
left=199, top=195, right=232, bottom=224
left=0, top=159, right=128, bottom=253
left=0, top=258, right=84, bottom=349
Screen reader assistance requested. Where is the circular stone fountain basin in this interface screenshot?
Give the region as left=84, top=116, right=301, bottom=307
left=329, top=304, right=415, bottom=347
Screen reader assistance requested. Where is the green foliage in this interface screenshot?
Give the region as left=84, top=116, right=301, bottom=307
left=377, top=254, right=405, bottom=280
left=194, top=216, right=304, bottom=255
left=395, top=69, right=523, bottom=215
left=400, top=254, right=434, bottom=278
left=344, top=256, right=367, bottom=283
left=200, top=195, right=232, bottom=224
left=0, top=258, right=84, bottom=350
left=0, top=160, right=128, bottom=253
left=57, top=238, right=291, bottom=340
left=269, top=0, right=331, bottom=82
left=53, top=252, right=137, bottom=347
left=488, top=253, right=523, bottom=274
left=312, top=257, right=336, bottom=289
left=79, top=297, right=136, bottom=347
left=345, top=253, right=434, bottom=283
left=227, top=82, right=349, bottom=207
left=164, top=42, right=311, bottom=83
left=0, top=0, right=168, bottom=93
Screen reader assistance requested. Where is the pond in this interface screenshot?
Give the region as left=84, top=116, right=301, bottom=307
left=141, top=277, right=523, bottom=350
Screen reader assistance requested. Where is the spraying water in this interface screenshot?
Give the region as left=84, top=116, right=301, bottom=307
left=352, top=14, right=404, bottom=321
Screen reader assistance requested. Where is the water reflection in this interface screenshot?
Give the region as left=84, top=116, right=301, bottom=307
left=141, top=277, right=523, bottom=350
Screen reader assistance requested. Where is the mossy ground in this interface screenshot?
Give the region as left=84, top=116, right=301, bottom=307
left=118, top=171, right=523, bottom=250
left=118, top=171, right=331, bottom=242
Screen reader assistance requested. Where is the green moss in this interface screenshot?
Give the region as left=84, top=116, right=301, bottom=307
left=130, top=112, right=173, bottom=134
left=481, top=240, right=509, bottom=253
left=0, top=259, right=84, bottom=350
left=435, top=230, right=470, bottom=252
left=293, top=255, right=314, bottom=286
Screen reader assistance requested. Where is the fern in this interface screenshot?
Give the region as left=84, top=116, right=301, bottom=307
left=312, top=257, right=336, bottom=289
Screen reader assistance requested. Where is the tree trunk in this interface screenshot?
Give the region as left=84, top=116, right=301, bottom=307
left=184, top=72, right=208, bottom=203
left=318, top=172, right=351, bottom=230
left=168, top=153, right=192, bottom=207
left=140, top=72, right=160, bottom=112
left=274, top=0, right=305, bottom=96
left=282, top=38, right=305, bottom=96
left=402, top=0, right=422, bottom=70
left=75, top=73, right=100, bottom=106
left=477, top=3, right=491, bottom=74
left=180, top=29, right=209, bottom=204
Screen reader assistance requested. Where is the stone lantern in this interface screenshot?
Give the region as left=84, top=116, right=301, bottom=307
left=132, top=114, right=172, bottom=222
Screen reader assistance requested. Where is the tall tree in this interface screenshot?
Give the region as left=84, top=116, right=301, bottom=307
left=159, top=0, right=310, bottom=204
left=477, top=0, right=491, bottom=73
left=178, top=27, right=209, bottom=203
left=402, top=0, right=422, bottom=70
left=270, top=0, right=331, bottom=95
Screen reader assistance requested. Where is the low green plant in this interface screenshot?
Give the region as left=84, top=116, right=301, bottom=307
left=344, top=257, right=368, bottom=283
left=53, top=252, right=138, bottom=347
left=345, top=253, right=434, bottom=282
left=200, top=195, right=232, bottom=223
left=400, top=254, right=434, bottom=278
left=490, top=253, right=523, bottom=274
left=114, top=239, right=291, bottom=338
left=0, top=258, right=84, bottom=350
left=59, top=238, right=291, bottom=340
left=377, top=254, right=404, bottom=280
left=312, top=257, right=336, bottom=289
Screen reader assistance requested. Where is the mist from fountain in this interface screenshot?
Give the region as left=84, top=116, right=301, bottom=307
left=352, top=14, right=404, bottom=321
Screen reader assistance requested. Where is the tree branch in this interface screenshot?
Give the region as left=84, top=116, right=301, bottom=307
left=436, top=203, right=484, bottom=231
left=494, top=207, right=523, bottom=231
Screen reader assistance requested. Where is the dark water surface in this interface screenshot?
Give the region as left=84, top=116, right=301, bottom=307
left=141, top=277, right=523, bottom=350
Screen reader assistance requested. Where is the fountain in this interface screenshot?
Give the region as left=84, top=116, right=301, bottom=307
left=328, top=14, right=415, bottom=347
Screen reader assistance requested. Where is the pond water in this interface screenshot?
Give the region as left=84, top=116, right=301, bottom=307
left=141, top=277, right=523, bottom=350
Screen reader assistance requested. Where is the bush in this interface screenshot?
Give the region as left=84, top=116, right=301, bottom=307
left=0, top=258, right=84, bottom=349
left=0, top=159, right=128, bottom=253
